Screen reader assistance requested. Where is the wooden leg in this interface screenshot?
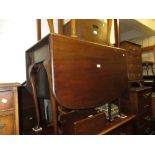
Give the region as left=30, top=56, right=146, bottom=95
left=29, top=64, right=42, bottom=132
left=43, top=60, right=58, bottom=134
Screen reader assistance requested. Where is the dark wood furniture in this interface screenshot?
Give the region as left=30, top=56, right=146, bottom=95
left=119, top=41, right=155, bottom=134
left=25, top=33, right=128, bottom=134
left=61, top=113, right=136, bottom=135
left=120, top=41, right=142, bottom=81
left=129, top=87, right=153, bottom=134
left=18, top=85, right=54, bottom=135
left=18, top=85, right=37, bottom=134
left=0, top=83, right=20, bottom=135
left=99, top=115, right=136, bottom=135
left=152, top=93, right=155, bottom=117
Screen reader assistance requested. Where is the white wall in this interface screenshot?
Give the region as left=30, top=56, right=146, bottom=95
left=0, top=19, right=58, bottom=83
left=0, top=19, right=37, bottom=83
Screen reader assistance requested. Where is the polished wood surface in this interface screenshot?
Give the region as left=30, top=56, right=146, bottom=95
left=107, top=19, right=112, bottom=45
left=70, top=19, right=77, bottom=37
left=0, top=84, right=20, bottom=135
left=58, top=19, right=64, bottom=34
left=60, top=110, right=106, bottom=135
left=114, top=19, right=120, bottom=47
left=26, top=33, right=128, bottom=134
left=98, top=114, right=136, bottom=135
left=47, top=19, right=54, bottom=33
left=63, top=19, right=109, bottom=45
left=51, top=34, right=128, bottom=109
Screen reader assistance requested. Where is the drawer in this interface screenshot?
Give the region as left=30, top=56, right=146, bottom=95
left=0, top=91, right=14, bottom=111
left=128, top=45, right=141, bottom=52
left=138, top=90, right=152, bottom=112
left=128, top=73, right=141, bottom=81
left=137, top=110, right=152, bottom=128
left=61, top=110, right=106, bottom=135
left=128, top=64, right=142, bottom=73
left=128, top=73, right=136, bottom=81
left=127, top=56, right=141, bottom=64
left=0, top=114, right=15, bottom=135
left=137, top=125, right=153, bottom=135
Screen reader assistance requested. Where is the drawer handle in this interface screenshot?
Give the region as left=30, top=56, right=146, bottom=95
left=145, top=128, right=150, bottom=134
left=0, top=124, right=6, bottom=129
left=1, top=98, right=8, bottom=104
left=144, top=104, right=149, bottom=108
left=29, top=117, right=33, bottom=120
left=144, top=116, right=151, bottom=121
left=143, top=93, right=151, bottom=98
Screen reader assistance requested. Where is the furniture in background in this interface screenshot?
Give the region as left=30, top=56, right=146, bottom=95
left=129, top=87, right=153, bottom=134
left=152, top=94, right=155, bottom=118
left=142, top=46, right=155, bottom=121
left=0, top=83, right=20, bottom=135
left=120, top=41, right=155, bottom=134
left=120, top=41, right=142, bottom=81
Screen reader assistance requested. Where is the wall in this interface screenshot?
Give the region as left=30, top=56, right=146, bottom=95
left=0, top=19, right=58, bottom=83
left=0, top=19, right=36, bottom=83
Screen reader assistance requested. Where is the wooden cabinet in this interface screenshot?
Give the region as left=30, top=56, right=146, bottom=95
left=120, top=41, right=142, bottom=81
left=129, top=87, right=153, bottom=134
left=0, top=83, right=20, bottom=135
left=18, top=86, right=37, bottom=134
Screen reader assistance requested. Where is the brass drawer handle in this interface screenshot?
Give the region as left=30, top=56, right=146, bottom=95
left=0, top=124, right=6, bottom=129
left=145, top=128, right=150, bottom=134
left=144, top=116, right=151, bottom=121
left=144, top=104, right=149, bottom=108
left=143, top=93, right=151, bottom=98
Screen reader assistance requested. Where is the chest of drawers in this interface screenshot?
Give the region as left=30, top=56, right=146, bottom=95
left=0, top=83, right=20, bottom=135
left=120, top=41, right=142, bottom=81
left=129, top=87, right=153, bottom=134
